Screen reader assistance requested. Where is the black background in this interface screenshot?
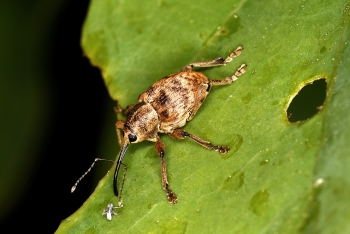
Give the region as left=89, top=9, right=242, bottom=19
left=1, top=1, right=114, bottom=232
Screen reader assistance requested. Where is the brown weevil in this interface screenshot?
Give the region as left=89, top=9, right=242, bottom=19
left=114, top=46, right=246, bottom=204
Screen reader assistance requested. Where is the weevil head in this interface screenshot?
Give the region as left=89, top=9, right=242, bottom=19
left=123, top=101, right=160, bottom=143
left=114, top=101, right=160, bottom=196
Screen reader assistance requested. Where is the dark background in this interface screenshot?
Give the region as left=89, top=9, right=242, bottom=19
left=0, top=0, right=116, bottom=232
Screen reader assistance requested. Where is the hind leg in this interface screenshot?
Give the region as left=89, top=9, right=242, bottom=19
left=181, top=46, right=244, bottom=72
left=210, top=63, right=247, bottom=86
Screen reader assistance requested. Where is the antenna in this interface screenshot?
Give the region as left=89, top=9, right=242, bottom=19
left=71, top=158, right=127, bottom=205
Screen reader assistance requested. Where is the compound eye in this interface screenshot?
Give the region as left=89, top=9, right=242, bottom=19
left=128, top=133, right=137, bottom=143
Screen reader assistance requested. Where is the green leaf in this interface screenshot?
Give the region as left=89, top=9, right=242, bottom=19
left=56, top=0, right=350, bottom=233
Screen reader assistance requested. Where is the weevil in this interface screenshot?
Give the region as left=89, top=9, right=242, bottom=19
left=113, top=46, right=246, bottom=203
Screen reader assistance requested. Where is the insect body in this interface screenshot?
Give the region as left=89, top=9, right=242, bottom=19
left=114, top=46, right=246, bottom=204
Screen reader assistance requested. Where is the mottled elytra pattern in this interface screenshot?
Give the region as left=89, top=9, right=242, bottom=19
left=114, top=46, right=246, bottom=204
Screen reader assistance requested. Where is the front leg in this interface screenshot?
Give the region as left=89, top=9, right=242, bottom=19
left=113, top=102, right=135, bottom=116
left=115, top=120, right=125, bottom=147
left=155, top=136, right=178, bottom=204
left=114, top=103, right=134, bottom=147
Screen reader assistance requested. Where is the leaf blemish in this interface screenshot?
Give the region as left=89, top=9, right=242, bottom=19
left=222, top=171, right=245, bottom=191
left=250, top=189, right=269, bottom=216
left=221, top=134, right=243, bottom=159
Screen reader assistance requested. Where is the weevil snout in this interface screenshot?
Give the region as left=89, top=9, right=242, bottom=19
left=113, top=140, right=129, bottom=196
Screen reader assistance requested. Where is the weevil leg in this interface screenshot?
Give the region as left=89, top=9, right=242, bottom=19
left=210, top=63, right=247, bottom=86
left=169, top=129, right=229, bottom=154
left=115, top=120, right=125, bottom=147
left=155, top=136, right=178, bottom=204
left=113, top=104, right=123, bottom=115
left=114, top=103, right=134, bottom=147
left=117, top=163, right=127, bottom=207
left=181, top=46, right=243, bottom=72
left=114, top=103, right=135, bottom=116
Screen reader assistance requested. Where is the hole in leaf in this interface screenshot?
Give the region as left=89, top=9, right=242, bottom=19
left=287, top=78, right=327, bottom=123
